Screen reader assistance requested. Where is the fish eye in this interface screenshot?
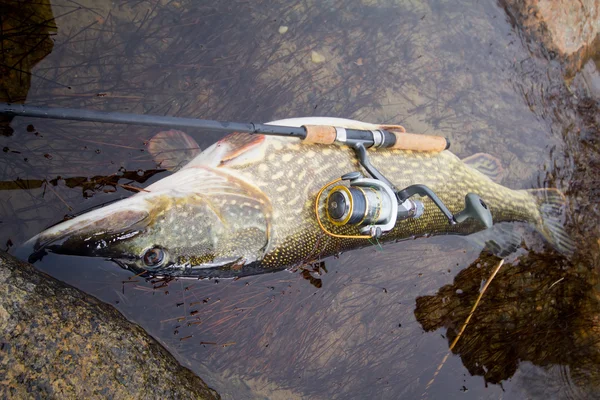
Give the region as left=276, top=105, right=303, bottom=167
left=142, top=247, right=167, bottom=269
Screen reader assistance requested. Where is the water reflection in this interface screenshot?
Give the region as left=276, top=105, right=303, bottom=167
left=0, top=0, right=598, bottom=398
left=0, top=0, right=56, bottom=135
left=415, top=250, right=599, bottom=395
left=0, top=169, right=164, bottom=196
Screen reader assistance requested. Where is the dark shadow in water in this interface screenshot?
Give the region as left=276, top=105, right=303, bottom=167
left=0, top=168, right=164, bottom=195
left=415, top=249, right=600, bottom=394
left=0, top=0, right=56, bottom=136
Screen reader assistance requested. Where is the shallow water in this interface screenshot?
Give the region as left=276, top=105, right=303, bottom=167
left=1, top=0, right=599, bottom=398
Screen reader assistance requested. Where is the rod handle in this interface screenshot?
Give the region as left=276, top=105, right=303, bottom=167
left=302, top=125, right=337, bottom=144
left=379, top=125, right=449, bottom=152
left=391, top=132, right=449, bottom=152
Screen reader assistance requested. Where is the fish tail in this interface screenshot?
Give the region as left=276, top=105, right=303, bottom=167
left=526, top=188, right=575, bottom=255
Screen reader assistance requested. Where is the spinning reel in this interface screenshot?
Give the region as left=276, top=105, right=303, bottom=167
left=315, top=128, right=493, bottom=239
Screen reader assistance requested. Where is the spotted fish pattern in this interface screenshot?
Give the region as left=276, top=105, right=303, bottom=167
left=29, top=118, right=571, bottom=278
left=182, top=120, right=569, bottom=278
left=221, top=139, right=524, bottom=269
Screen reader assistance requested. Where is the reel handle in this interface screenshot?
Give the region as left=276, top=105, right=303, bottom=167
left=454, top=193, right=493, bottom=229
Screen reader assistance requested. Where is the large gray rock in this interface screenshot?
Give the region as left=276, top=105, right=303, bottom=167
left=0, top=251, right=220, bottom=399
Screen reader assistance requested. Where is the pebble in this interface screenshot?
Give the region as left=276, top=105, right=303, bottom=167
left=311, top=51, right=325, bottom=63
left=278, top=26, right=288, bottom=34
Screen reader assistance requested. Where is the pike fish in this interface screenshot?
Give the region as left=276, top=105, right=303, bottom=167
left=26, top=118, right=574, bottom=278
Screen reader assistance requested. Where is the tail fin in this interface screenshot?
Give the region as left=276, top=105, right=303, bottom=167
left=527, top=189, right=575, bottom=255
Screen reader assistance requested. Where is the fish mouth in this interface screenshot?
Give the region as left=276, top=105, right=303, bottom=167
left=29, top=228, right=143, bottom=263
left=26, top=200, right=150, bottom=264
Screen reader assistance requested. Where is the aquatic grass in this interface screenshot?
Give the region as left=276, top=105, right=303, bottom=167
left=136, top=242, right=467, bottom=382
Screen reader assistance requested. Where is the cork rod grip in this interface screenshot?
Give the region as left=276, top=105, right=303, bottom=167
left=390, top=131, right=449, bottom=152
left=302, top=125, right=337, bottom=144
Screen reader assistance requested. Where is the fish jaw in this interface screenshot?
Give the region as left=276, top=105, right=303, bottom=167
left=26, top=193, right=159, bottom=265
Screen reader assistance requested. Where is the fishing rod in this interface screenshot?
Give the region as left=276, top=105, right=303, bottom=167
left=0, top=102, right=448, bottom=151
left=0, top=102, right=492, bottom=238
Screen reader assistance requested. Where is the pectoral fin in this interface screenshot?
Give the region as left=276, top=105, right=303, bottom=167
left=218, top=133, right=266, bottom=166
left=465, top=222, right=524, bottom=257
left=148, top=130, right=201, bottom=171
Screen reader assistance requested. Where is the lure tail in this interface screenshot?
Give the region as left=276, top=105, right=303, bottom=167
left=527, top=188, right=575, bottom=255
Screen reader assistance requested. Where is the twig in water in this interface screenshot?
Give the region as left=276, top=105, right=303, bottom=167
left=43, top=180, right=74, bottom=211
left=548, top=277, right=564, bottom=290
left=117, top=183, right=149, bottom=192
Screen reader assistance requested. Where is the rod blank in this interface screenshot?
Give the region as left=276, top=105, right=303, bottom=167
left=0, top=103, right=307, bottom=138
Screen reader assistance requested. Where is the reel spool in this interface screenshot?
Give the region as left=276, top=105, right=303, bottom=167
left=324, top=172, right=423, bottom=238
left=315, top=164, right=493, bottom=240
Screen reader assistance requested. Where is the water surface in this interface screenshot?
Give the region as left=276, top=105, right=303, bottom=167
left=1, top=0, right=599, bottom=398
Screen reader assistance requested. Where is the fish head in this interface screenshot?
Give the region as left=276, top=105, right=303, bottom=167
left=28, top=166, right=272, bottom=277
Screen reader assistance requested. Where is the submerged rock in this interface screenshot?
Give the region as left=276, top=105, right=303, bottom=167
left=501, top=0, right=599, bottom=75
left=0, top=251, right=220, bottom=399
left=415, top=250, right=600, bottom=396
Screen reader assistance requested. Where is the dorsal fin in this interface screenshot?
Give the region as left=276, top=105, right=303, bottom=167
left=147, top=130, right=201, bottom=171
left=462, top=153, right=504, bottom=183
left=217, top=132, right=266, bottom=166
